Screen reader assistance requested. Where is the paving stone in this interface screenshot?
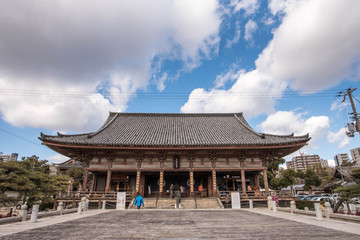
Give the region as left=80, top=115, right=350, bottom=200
left=0, top=210, right=359, bottom=239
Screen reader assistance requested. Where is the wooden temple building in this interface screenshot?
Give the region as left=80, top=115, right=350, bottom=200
left=39, top=113, right=310, bottom=201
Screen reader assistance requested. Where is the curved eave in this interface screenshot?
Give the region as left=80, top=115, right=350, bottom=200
left=41, top=140, right=308, bottom=151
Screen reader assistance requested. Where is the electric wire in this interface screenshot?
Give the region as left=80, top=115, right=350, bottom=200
left=0, top=128, right=40, bottom=146
left=0, top=89, right=343, bottom=100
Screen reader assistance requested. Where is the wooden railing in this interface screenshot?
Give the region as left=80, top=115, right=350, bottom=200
left=57, top=191, right=135, bottom=199
left=217, top=190, right=293, bottom=200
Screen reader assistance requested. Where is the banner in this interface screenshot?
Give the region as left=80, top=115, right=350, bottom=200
left=116, top=192, right=126, bottom=210
left=231, top=192, right=241, bottom=209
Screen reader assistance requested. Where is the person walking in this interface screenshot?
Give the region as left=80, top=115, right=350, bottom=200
left=170, top=184, right=174, bottom=198
left=134, top=193, right=144, bottom=209
left=198, top=184, right=204, bottom=198
left=180, top=185, right=185, bottom=197
left=175, top=188, right=181, bottom=209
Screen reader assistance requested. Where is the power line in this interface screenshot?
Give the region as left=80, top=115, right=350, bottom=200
left=0, top=128, right=40, bottom=146
left=0, top=88, right=342, bottom=100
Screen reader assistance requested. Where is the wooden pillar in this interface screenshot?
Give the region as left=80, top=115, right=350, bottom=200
left=255, top=172, right=260, bottom=190
left=105, top=169, right=112, bottom=193
left=241, top=169, right=246, bottom=196
left=189, top=171, right=194, bottom=196
left=82, top=168, right=89, bottom=191
left=212, top=169, right=217, bottom=197
left=207, top=175, right=212, bottom=197
left=135, top=170, right=141, bottom=193
left=159, top=170, right=164, bottom=197
left=263, top=168, right=269, bottom=195
left=90, top=173, right=96, bottom=192
left=105, top=154, right=115, bottom=193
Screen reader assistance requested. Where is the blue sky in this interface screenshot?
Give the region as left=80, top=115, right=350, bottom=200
left=0, top=0, right=359, bottom=166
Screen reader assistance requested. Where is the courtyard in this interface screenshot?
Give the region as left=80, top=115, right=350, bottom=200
left=1, top=209, right=359, bottom=239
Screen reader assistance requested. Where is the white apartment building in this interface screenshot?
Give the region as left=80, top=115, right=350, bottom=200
left=0, top=153, right=18, bottom=162
left=350, top=147, right=360, bottom=166
left=286, top=154, right=328, bottom=171
left=334, top=153, right=350, bottom=167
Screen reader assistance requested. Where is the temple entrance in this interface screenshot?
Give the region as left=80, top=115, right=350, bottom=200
left=164, top=172, right=189, bottom=197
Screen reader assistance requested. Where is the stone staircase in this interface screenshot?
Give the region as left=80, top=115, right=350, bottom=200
left=130, top=197, right=221, bottom=209
left=195, top=197, right=221, bottom=209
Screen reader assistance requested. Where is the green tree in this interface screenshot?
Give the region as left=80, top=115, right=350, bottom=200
left=260, top=158, right=285, bottom=189
left=334, top=168, right=360, bottom=213
left=0, top=155, right=70, bottom=208
left=278, top=169, right=298, bottom=193
left=0, top=161, right=34, bottom=207
left=66, top=167, right=84, bottom=190
left=341, top=159, right=355, bottom=167
left=302, top=168, right=322, bottom=191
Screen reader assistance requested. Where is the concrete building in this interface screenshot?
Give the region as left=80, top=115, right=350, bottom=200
left=334, top=153, right=350, bottom=167
left=286, top=154, right=327, bottom=171
left=350, top=147, right=360, bottom=166
left=0, top=153, right=18, bottom=162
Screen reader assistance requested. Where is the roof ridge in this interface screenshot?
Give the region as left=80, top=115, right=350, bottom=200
left=233, top=113, right=263, bottom=137
left=88, top=112, right=119, bottom=138
left=108, top=112, right=240, bottom=116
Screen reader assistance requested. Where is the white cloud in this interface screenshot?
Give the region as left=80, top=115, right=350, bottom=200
left=231, top=0, right=260, bottom=15
left=181, top=69, right=286, bottom=117
left=0, top=0, right=222, bottom=132
left=264, top=17, right=275, bottom=25
left=258, top=0, right=360, bottom=91
left=259, top=110, right=330, bottom=148
left=213, top=64, right=243, bottom=88
left=225, top=21, right=241, bottom=48
left=327, top=159, right=335, bottom=167
left=182, top=0, right=360, bottom=116
left=330, top=100, right=350, bottom=112
left=47, top=154, right=70, bottom=164
left=327, top=127, right=350, bottom=148
left=268, top=0, right=301, bottom=15
left=244, top=19, right=258, bottom=42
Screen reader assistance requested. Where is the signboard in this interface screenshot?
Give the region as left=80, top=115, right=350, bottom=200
left=231, top=192, right=241, bottom=209
left=116, top=192, right=126, bottom=210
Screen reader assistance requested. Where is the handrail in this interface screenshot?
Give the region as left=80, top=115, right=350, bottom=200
left=57, top=191, right=134, bottom=199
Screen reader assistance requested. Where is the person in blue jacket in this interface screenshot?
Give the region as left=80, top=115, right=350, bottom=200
left=134, top=193, right=144, bottom=209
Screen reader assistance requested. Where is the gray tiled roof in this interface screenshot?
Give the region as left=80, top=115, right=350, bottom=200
left=39, top=113, right=310, bottom=147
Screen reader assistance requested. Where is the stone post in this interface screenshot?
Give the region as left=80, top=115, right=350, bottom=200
left=249, top=200, right=253, bottom=209
left=78, top=202, right=83, bottom=214
left=102, top=200, right=106, bottom=210
left=324, top=202, right=331, bottom=219
left=30, top=205, right=40, bottom=223
left=81, top=197, right=87, bottom=211
left=272, top=201, right=277, bottom=213
left=57, top=202, right=64, bottom=215
left=290, top=200, right=296, bottom=214
left=20, top=204, right=28, bottom=222
left=314, top=203, right=323, bottom=220
left=267, top=196, right=272, bottom=210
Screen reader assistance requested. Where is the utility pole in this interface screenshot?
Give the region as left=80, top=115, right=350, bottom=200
left=337, top=88, right=360, bottom=137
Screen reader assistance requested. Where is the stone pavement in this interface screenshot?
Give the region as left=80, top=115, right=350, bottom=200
left=0, top=209, right=359, bottom=239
